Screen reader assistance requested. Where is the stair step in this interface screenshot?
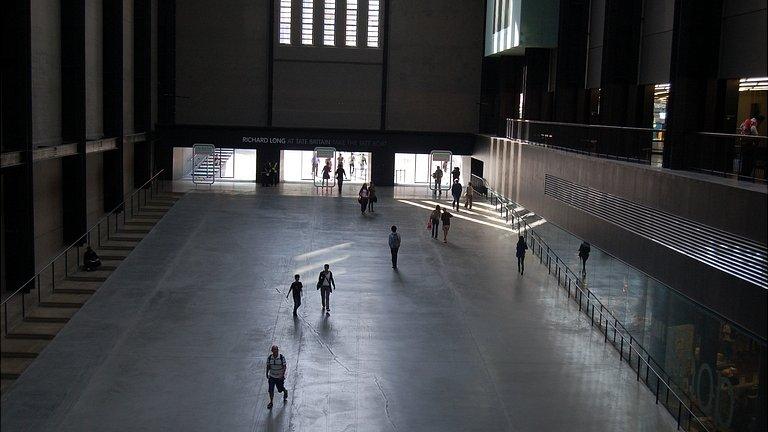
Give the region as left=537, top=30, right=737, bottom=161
left=39, top=302, right=83, bottom=309
left=1, top=351, right=38, bottom=359
left=54, top=287, right=97, bottom=294
left=131, top=214, right=162, bottom=220
left=117, top=228, right=151, bottom=234
left=124, top=221, right=155, bottom=227
left=98, top=255, right=125, bottom=261
left=108, top=236, right=143, bottom=242
left=66, top=275, right=108, bottom=283
left=24, top=316, right=70, bottom=323
left=0, top=338, right=48, bottom=354
left=1, top=357, right=36, bottom=376
left=98, top=245, right=134, bottom=251
left=5, top=333, right=55, bottom=340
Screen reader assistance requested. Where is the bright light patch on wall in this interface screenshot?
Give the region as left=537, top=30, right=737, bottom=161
left=302, top=0, right=313, bottom=45
left=367, top=1, right=380, bottom=47
left=739, top=77, right=768, bottom=92
left=324, top=0, right=336, bottom=46
left=279, top=0, right=291, bottom=44
left=346, top=0, right=358, bottom=46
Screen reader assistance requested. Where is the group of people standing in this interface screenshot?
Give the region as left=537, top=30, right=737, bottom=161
left=432, top=166, right=474, bottom=211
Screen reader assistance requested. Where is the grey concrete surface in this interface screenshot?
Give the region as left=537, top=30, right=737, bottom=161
left=1, top=189, right=676, bottom=431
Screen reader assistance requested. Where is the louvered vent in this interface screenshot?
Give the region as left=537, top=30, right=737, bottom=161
left=544, top=174, right=767, bottom=288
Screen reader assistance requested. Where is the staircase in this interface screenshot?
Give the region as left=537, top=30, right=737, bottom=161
left=0, top=190, right=186, bottom=394
left=191, top=148, right=234, bottom=180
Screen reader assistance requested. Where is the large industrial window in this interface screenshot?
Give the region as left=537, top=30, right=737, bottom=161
left=279, top=0, right=291, bottom=44
left=301, top=0, right=313, bottom=45
left=277, top=0, right=381, bottom=49
left=366, top=1, right=380, bottom=47
left=323, top=0, right=336, bottom=46
left=345, top=1, right=358, bottom=46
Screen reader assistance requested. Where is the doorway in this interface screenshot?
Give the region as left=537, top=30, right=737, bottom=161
left=394, top=153, right=470, bottom=186
left=281, top=150, right=372, bottom=184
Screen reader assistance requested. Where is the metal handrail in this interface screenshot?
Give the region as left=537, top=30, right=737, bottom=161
left=508, top=118, right=664, bottom=133
left=480, top=183, right=710, bottom=431
left=695, top=131, right=768, bottom=140
left=1, top=170, right=167, bottom=310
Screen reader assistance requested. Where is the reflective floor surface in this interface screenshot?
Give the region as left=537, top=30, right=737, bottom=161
left=1, top=189, right=676, bottom=431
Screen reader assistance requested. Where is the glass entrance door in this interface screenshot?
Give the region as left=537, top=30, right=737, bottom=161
left=394, top=153, right=469, bottom=186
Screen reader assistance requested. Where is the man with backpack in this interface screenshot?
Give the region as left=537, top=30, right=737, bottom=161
left=265, top=345, right=288, bottom=409
left=388, top=225, right=401, bottom=269
left=317, top=264, right=335, bottom=313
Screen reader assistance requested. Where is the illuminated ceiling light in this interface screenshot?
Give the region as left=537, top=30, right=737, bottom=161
left=739, top=77, right=768, bottom=91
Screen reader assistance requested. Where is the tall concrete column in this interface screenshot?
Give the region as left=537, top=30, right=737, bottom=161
left=134, top=0, right=153, bottom=186
left=522, top=48, right=550, bottom=121
left=665, top=0, right=723, bottom=169
left=553, top=0, right=590, bottom=123
left=103, top=0, right=125, bottom=210
left=1, top=0, right=34, bottom=291
left=61, top=0, right=88, bottom=244
left=598, top=0, right=643, bottom=127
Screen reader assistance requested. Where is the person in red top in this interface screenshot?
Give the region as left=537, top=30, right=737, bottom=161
left=738, top=114, right=765, bottom=179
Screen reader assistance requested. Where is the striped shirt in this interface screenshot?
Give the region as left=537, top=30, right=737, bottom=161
left=266, top=354, right=286, bottom=378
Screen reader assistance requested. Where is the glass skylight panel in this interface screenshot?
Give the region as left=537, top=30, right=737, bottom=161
left=366, top=1, right=380, bottom=47
left=346, top=0, right=358, bottom=46
left=279, top=0, right=291, bottom=44
left=302, top=0, right=313, bottom=45
left=324, top=0, right=336, bottom=46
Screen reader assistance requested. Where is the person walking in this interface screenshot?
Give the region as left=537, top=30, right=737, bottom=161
left=335, top=165, right=346, bottom=195
left=388, top=225, right=401, bottom=269
left=516, top=236, right=528, bottom=275
left=432, top=166, right=443, bottom=197
left=367, top=182, right=377, bottom=212
left=464, top=183, right=474, bottom=209
left=321, top=161, right=331, bottom=188
left=286, top=274, right=303, bottom=316
left=265, top=345, right=288, bottom=409
left=440, top=208, right=453, bottom=243
left=317, top=264, right=335, bottom=313
left=358, top=183, right=370, bottom=214
left=428, top=205, right=441, bottom=239
left=578, top=241, right=591, bottom=275
left=451, top=179, right=462, bottom=211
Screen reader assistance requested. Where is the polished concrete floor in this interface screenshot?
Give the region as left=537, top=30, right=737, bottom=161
left=1, top=188, right=676, bottom=431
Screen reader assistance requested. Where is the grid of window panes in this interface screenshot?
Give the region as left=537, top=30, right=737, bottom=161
left=366, top=1, right=380, bottom=47
left=323, top=0, right=335, bottom=46
left=301, top=0, right=313, bottom=45
left=279, top=0, right=291, bottom=44
left=278, top=0, right=381, bottom=48
left=345, top=0, right=358, bottom=46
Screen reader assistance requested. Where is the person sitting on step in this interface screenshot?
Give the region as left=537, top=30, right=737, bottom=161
left=83, top=246, right=101, bottom=272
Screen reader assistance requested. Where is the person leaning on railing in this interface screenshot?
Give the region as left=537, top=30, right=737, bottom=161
left=738, top=114, right=765, bottom=179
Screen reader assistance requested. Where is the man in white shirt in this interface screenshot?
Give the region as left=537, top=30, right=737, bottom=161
left=265, top=345, right=288, bottom=409
left=317, top=264, right=336, bottom=312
